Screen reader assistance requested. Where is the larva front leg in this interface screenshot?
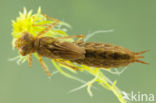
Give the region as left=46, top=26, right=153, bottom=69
left=38, top=55, right=51, bottom=77
left=28, top=54, right=32, bottom=67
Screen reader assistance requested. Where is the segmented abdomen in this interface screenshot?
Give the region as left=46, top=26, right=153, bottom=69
left=71, top=42, right=135, bottom=68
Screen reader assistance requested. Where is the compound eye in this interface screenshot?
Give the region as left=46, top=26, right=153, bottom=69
left=19, top=48, right=25, bottom=56
left=21, top=46, right=28, bottom=51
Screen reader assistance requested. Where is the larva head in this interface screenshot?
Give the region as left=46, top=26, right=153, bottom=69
left=15, top=32, right=36, bottom=56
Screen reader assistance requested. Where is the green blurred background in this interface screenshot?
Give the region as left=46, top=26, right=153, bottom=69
left=0, top=0, right=155, bottom=103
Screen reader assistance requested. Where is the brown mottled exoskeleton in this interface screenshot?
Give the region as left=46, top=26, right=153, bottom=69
left=15, top=14, right=147, bottom=76
left=72, top=42, right=147, bottom=68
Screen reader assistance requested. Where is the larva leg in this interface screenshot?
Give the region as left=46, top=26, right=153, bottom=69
left=42, top=14, right=59, bottom=22
left=38, top=55, right=51, bottom=76
left=36, top=14, right=59, bottom=37
left=28, top=54, right=32, bottom=67
left=56, top=34, right=85, bottom=43
left=54, top=59, right=79, bottom=71
left=42, top=14, right=85, bottom=43
left=76, top=34, right=85, bottom=43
